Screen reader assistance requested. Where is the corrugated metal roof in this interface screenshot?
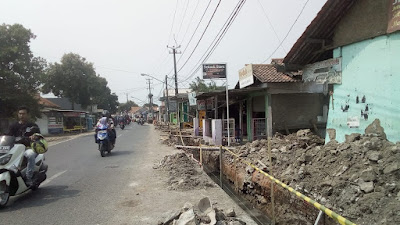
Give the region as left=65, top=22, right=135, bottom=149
left=283, top=0, right=356, bottom=66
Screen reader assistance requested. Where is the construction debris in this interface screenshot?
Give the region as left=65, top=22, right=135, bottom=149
left=154, top=153, right=216, bottom=191
left=225, top=126, right=400, bottom=225
left=158, top=197, right=248, bottom=225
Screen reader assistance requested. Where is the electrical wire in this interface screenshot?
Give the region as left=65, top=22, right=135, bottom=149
left=179, top=0, right=247, bottom=83
left=261, top=0, right=310, bottom=63
left=176, top=0, right=213, bottom=64
left=179, top=0, right=201, bottom=46
left=176, top=0, right=190, bottom=42
left=167, top=0, right=180, bottom=45
left=177, top=0, right=222, bottom=73
left=257, top=0, right=287, bottom=54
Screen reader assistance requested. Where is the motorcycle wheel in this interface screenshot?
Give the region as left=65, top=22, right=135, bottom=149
left=100, top=143, right=106, bottom=157
left=0, top=182, right=10, bottom=207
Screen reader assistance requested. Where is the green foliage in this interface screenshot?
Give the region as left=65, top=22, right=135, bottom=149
left=0, top=23, right=47, bottom=119
left=42, top=53, right=119, bottom=112
left=118, top=100, right=139, bottom=113
left=189, top=77, right=225, bottom=93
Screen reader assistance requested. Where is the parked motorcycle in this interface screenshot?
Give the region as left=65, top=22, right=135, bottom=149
left=96, top=124, right=114, bottom=157
left=0, top=134, right=48, bottom=207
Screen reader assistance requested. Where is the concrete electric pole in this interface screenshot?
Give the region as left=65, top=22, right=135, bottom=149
left=167, top=45, right=181, bottom=129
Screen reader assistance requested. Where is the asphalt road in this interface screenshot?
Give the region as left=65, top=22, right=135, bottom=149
left=1, top=123, right=152, bottom=225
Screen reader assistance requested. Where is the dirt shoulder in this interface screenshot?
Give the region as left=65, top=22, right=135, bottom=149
left=106, top=126, right=258, bottom=225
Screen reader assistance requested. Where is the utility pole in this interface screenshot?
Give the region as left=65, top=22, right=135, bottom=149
left=167, top=45, right=181, bottom=128
left=165, top=75, right=170, bottom=124
left=146, top=79, right=153, bottom=121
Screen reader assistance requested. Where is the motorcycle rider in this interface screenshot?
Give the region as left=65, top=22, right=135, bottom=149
left=7, top=106, right=42, bottom=187
left=95, top=114, right=116, bottom=145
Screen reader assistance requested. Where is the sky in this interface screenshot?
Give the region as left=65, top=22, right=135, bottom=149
left=0, top=0, right=327, bottom=105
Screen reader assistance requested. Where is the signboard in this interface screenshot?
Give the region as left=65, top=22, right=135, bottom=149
left=188, top=92, right=197, bottom=106
left=302, top=58, right=342, bottom=84
left=197, top=100, right=206, bottom=110
left=206, top=97, right=214, bottom=110
left=202, top=64, right=226, bottom=79
left=388, top=0, right=400, bottom=33
left=238, top=64, right=254, bottom=89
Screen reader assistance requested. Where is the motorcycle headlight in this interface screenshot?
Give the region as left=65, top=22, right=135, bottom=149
left=0, top=155, right=12, bottom=165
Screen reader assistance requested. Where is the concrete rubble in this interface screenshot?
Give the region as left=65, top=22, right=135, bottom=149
left=153, top=152, right=216, bottom=191
left=158, top=197, right=248, bottom=225
left=224, top=122, right=400, bottom=224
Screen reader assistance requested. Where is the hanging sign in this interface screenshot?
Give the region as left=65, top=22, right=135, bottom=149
left=188, top=92, right=197, bottom=106
left=238, top=64, right=254, bottom=88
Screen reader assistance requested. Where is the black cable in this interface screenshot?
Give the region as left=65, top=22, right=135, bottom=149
left=176, top=0, right=190, bottom=42
left=179, top=0, right=201, bottom=46
left=177, top=0, right=222, bottom=72
left=261, top=0, right=310, bottom=63
left=180, top=0, right=247, bottom=82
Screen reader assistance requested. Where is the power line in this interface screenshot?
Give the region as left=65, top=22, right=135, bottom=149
left=179, top=0, right=247, bottom=83
left=179, top=0, right=201, bottom=46
left=257, top=0, right=287, bottom=54
left=176, top=0, right=190, bottom=42
left=176, top=0, right=213, bottom=64
left=167, top=0, right=180, bottom=45
left=177, top=0, right=222, bottom=73
left=261, top=0, right=310, bottom=64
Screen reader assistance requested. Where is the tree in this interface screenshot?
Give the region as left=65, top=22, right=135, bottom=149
left=189, top=77, right=224, bottom=93
left=118, top=100, right=139, bottom=113
left=0, top=24, right=47, bottom=118
left=42, top=53, right=97, bottom=109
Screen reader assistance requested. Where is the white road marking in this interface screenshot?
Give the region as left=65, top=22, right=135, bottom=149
left=117, top=134, right=123, bottom=138
left=41, top=170, right=67, bottom=187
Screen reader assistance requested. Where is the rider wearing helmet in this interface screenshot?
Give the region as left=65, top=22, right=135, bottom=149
left=95, top=113, right=116, bottom=145
left=7, top=106, right=47, bottom=187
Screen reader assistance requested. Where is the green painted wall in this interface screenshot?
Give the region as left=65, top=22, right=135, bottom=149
left=326, top=32, right=400, bottom=143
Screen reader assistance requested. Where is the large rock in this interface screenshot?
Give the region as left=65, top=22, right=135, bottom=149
left=345, top=133, right=361, bottom=143
left=176, top=209, right=196, bottom=225
left=358, top=179, right=374, bottom=193
left=365, top=119, right=387, bottom=140
left=360, top=169, right=377, bottom=182
left=383, top=162, right=400, bottom=174
left=367, top=151, right=382, bottom=162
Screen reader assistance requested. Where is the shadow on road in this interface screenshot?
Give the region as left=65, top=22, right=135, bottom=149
left=1, top=185, right=80, bottom=212
left=110, top=150, right=133, bottom=156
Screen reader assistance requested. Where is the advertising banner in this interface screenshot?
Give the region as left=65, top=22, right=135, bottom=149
left=188, top=92, right=197, bottom=106
left=202, top=64, right=226, bottom=79
left=197, top=100, right=206, bottom=110
left=238, top=64, right=254, bottom=88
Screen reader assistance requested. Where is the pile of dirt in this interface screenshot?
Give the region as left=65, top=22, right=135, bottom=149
left=154, top=152, right=216, bottom=191
left=158, top=197, right=249, bottom=225
left=229, top=123, right=400, bottom=224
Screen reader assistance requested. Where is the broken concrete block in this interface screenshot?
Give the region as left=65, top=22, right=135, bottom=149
left=162, top=210, right=182, bottom=224
left=358, top=179, right=374, bottom=193
left=198, top=197, right=212, bottom=214
left=345, top=133, right=361, bottom=143
left=337, top=143, right=351, bottom=152
left=296, top=129, right=311, bottom=137
left=383, top=162, right=400, bottom=174
left=367, top=151, right=382, bottom=162
left=176, top=209, right=196, bottom=225
left=182, top=202, right=193, bottom=212
left=215, top=209, right=227, bottom=221
left=360, top=169, right=377, bottom=182
left=365, top=119, right=387, bottom=140
left=226, top=208, right=236, bottom=217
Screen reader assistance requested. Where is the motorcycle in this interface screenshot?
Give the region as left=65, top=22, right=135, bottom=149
left=0, top=135, right=48, bottom=207
left=96, top=124, right=114, bottom=157
left=119, top=121, right=125, bottom=130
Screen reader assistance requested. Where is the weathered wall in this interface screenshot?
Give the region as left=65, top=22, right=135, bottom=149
left=271, top=94, right=326, bottom=132
left=36, top=114, right=49, bottom=135
left=333, top=0, right=388, bottom=48
left=326, top=32, right=400, bottom=143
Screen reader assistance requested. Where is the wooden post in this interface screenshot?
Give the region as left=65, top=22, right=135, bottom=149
left=268, top=120, right=275, bottom=225
left=219, top=146, right=223, bottom=188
